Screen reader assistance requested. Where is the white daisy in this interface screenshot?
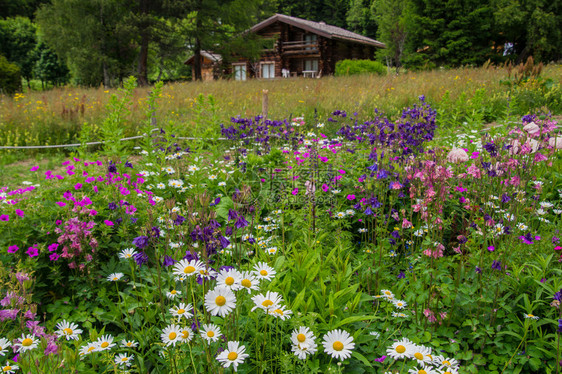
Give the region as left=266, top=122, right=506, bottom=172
left=114, top=353, right=134, bottom=367
left=268, top=305, right=292, bottom=320
left=266, top=247, right=278, bottom=255
left=216, top=341, right=249, bottom=372
left=204, top=287, right=236, bottom=317
left=381, top=289, right=394, bottom=299
left=200, top=324, right=222, bottom=343
left=79, top=342, right=98, bottom=356
left=55, top=320, right=83, bottom=340
left=121, top=340, right=139, bottom=348
left=166, top=289, right=182, bottom=299
left=216, top=268, right=242, bottom=290
left=322, top=329, right=355, bottom=361
left=392, top=300, right=408, bottom=309
left=198, top=267, right=218, bottom=280
left=434, top=356, right=460, bottom=370
left=96, top=335, right=116, bottom=351
left=386, top=338, right=414, bottom=359
left=169, top=303, right=193, bottom=322
left=0, top=364, right=18, bottom=374
left=107, top=273, right=124, bottom=282
left=161, top=324, right=182, bottom=347
left=409, top=344, right=432, bottom=366
left=172, top=259, right=204, bottom=278
left=409, top=367, right=438, bottom=374
left=392, top=312, right=409, bottom=318
left=251, top=291, right=283, bottom=312
left=253, top=262, right=276, bottom=282
left=238, top=271, right=259, bottom=293
left=14, top=334, right=38, bottom=352
left=118, top=248, right=137, bottom=260
left=179, top=327, right=193, bottom=342
left=291, top=327, right=317, bottom=359
left=524, top=313, right=539, bottom=320
left=0, top=338, right=12, bottom=356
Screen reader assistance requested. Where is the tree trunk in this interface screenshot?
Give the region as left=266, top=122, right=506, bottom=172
left=137, top=0, right=150, bottom=86
left=103, top=61, right=111, bottom=88
left=138, top=31, right=150, bottom=86
left=192, top=0, right=203, bottom=81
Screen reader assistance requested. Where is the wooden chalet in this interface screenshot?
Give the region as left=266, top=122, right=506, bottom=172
left=230, top=14, right=385, bottom=80
left=184, top=50, right=222, bottom=81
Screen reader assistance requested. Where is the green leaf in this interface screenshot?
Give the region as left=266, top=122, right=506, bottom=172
left=351, top=351, right=373, bottom=367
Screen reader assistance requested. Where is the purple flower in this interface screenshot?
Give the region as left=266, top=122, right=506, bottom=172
left=558, top=319, right=562, bottom=334
left=0, top=309, right=19, bottom=321
left=374, top=355, right=386, bottom=362
left=26, top=246, right=39, bottom=258
left=133, top=251, right=149, bottom=266
left=235, top=215, right=249, bottom=229
left=108, top=162, right=117, bottom=173
left=475, top=266, right=482, bottom=274
left=15, top=209, right=24, bottom=217
left=183, top=251, right=199, bottom=262
left=553, top=237, right=560, bottom=244
left=124, top=161, right=133, bottom=168
left=7, top=245, right=19, bottom=254
left=397, top=272, right=405, bottom=279
left=132, top=236, right=149, bottom=249
left=491, top=260, right=502, bottom=271
left=108, top=202, right=118, bottom=210
left=553, top=289, right=561, bottom=302
left=227, top=209, right=238, bottom=221
left=162, top=256, right=176, bottom=267
left=520, top=232, right=534, bottom=244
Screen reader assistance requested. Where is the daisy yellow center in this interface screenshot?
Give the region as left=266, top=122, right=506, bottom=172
left=125, top=254, right=131, bottom=258
left=64, top=328, right=73, bottom=335
left=121, top=358, right=128, bottom=362
left=395, top=345, right=406, bottom=354
left=215, top=296, right=226, bottom=306
left=274, top=309, right=283, bottom=315
left=260, top=270, right=268, bottom=276
left=528, top=314, right=534, bottom=318
left=87, top=346, right=96, bottom=352
left=262, top=300, right=273, bottom=307
left=418, top=371, right=427, bottom=374
left=177, top=309, right=185, bottom=314
left=168, top=332, right=177, bottom=340
left=126, top=343, right=133, bottom=346
left=241, top=279, right=252, bottom=288
left=181, top=331, right=190, bottom=339
left=112, top=277, right=118, bottom=281
left=207, top=331, right=215, bottom=338
left=443, top=372, right=452, bottom=374
left=22, top=338, right=33, bottom=347
left=228, top=352, right=238, bottom=361
left=101, top=342, right=109, bottom=348
left=443, top=360, right=451, bottom=366
left=297, top=334, right=306, bottom=343
left=184, top=266, right=195, bottom=274
left=225, top=277, right=235, bottom=285
left=414, top=352, right=424, bottom=360
left=171, top=290, right=177, bottom=294
left=333, top=341, right=344, bottom=351
left=3, top=366, right=12, bottom=371
left=384, top=291, right=391, bottom=295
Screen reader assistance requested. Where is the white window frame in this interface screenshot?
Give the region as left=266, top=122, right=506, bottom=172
left=260, top=62, right=275, bottom=79
left=304, top=59, right=319, bottom=72
left=232, top=63, right=247, bottom=81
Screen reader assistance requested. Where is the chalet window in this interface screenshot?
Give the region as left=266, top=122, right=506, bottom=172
left=304, top=59, right=318, bottom=72
left=233, top=64, right=247, bottom=81
left=261, top=62, right=275, bottom=79
left=304, top=34, right=317, bottom=50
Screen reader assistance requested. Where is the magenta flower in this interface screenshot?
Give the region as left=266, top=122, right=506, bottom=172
left=487, top=246, right=495, bottom=252
left=104, top=220, right=114, bottom=226
left=291, top=188, right=298, bottom=195
left=55, top=202, right=66, bottom=207
left=8, top=245, right=19, bottom=253
left=0, top=214, right=9, bottom=221
left=15, top=209, right=24, bottom=217
left=89, top=210, right=98, bottom=216
left=30, top=166, right=39, bottom=171
left=74, top=183, right=82, bottom=190
left=47, top=243, right=59, bottom=252
left=49, top=253, right=60, bottom=261
left=347, top=194, right=355, bottom=200
left=338, top=169, right=346, bottom=174
left=26, top=246, right=39, bottom=257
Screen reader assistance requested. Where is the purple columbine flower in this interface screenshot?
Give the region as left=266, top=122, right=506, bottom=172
left=520, top=232, right=534, bottom=244
left=554, top=289, right=562, bottom=302
left=133, top=251, right=149, bottom=267
left=124, top=161, right=133, bottom=168
left=162, top=256, right=175, bottom=267
left=108, top=202, right=118, bottom=210
left=397, top=272, right=405, bottom=279
left=227, top=209, right=238, bottom=221
left=183, top=251, right=199, bottom=262
left=132, top=236, right=149, bottom=249
left=558, top=319, right=562, bottom=333
left=235, top=215, right=249, bottom=229
left=491, top=260, right=502, bottom=271
left=553, top=236, right=560, bottom=244
left=108, top=162, right=117, bottom=173
left=475, top=266, right=482, bottom=274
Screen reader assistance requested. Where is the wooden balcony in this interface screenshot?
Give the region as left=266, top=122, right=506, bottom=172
left=282, top=41, right=319, bottom=55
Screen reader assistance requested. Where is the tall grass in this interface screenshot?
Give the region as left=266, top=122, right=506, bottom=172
left=0, top=64, right=561, bottom=151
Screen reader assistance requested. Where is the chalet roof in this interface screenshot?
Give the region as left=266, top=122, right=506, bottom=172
left=250, top=14, right=385, bottom=48
left=184, top=50, right=222, bottom=65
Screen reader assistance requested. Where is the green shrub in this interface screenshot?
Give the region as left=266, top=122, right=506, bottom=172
left=0, top=54, right=21, bottom=94
left=335, top=59, right=386, bottom=76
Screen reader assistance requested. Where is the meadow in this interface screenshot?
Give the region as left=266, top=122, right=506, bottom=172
left=0, top=65, right=561, bottom=373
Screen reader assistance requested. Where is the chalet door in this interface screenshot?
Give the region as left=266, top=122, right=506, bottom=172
left=233, top=64, right=247, bottom=81
left=261, top=63, right=275, bottom=78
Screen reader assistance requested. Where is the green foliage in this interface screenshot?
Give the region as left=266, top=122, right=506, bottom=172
left=0, top=55, right=22, bottom=94
left=335, top=59, right=386, bottom=76
left=0, top=16, right=37, bottom=83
